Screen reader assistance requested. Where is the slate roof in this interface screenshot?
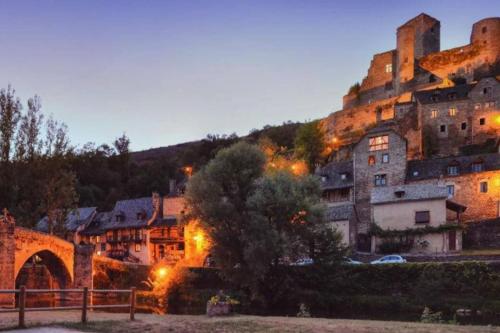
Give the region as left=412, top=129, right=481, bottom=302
left=371, top=184, right=448, bottom=205
left=325, top=204, right=354, bottom=221
left=80, top=211, right=112, bottom=236
left=149, top=216, right=178, bottom=228
left=103, top=197, right=157, bottom=230
left=413, top=84, right=475, bottom=105
left=317, top=160, right=354, bottom=190
left=36, top=207, right=97, bottom=233
left=407, top=153, right=500, bottom=181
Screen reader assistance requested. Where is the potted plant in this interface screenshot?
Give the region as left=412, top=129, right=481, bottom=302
left=206, top=290, right=239, bottom=317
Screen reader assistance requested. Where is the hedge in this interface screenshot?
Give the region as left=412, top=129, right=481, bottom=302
left=165, top=262, right=500, bottom=324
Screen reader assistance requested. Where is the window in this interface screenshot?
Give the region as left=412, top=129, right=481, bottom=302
left=431, top=109, right=438, bottom=118
left=480, top=181, right=488, bottom=193
left=135, top=243, right=141, bottom=252
left=472, top=162, right=483, bottom=172
left=446, top=185, right=455, bottom=197
left=447, top=165, right=459, bottom=176
left=415, top=211, right=430, bottom=224
left=461, top=122, right=467, bottom=130
left=483, top=87, right=492, bottom=95
left=479, top=118, right=486, bottom=125
left=321, top=176, right=327, bottom=182
left=485, top=101, right=495, bottom=108
left=382, top=153, right=389, bottom=163
left=368, top=155, right=376, bottom=166
left=96, top=236, right=101, bottom=243
left=340, top=173, right=347, bottom=180
left=448, top=107, right=457, bottom=116
left=374, top=174, right=387, bottom=187
left=413, top=171, right=419, bottom=177
left=431, top=94, right=440, bottom=102
left=440, top=125, right=447, bottom=133
left=448, top=92, right=457, bottom=100
left=475, top=103, right=481, bottom=110
left=159, top=245, right=165, bottom=259
left=369, top=135, right=389, bottom=151
left=385, top=63, right=392, bottom=73
left=100, top=243, right=106, bottom=252
left=482, top=26, right=487, bottom=33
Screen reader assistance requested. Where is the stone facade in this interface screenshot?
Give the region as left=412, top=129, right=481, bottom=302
left=353, top=126, right=408, bottom=233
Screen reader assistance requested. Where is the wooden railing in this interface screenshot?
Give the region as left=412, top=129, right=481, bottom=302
left=0, top=286, right=136, bottom=328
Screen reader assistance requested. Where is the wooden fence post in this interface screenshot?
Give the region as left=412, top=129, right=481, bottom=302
left=129, top=287, right=136, bottom=321
left=18, top=286, right=26, bottom=328
left=81, top=287, right=88, bottom=323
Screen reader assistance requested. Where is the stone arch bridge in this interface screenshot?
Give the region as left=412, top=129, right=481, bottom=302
left=0, top=217, right=93, bottom=307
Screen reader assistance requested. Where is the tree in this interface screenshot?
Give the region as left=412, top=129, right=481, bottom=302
left=185, top=141, right=266, bottom=277
left=114, top=133, right=130, bottom=155
left=185, top=142, right=345, bottom=305
left=294, top=120, right=326, bottom=172
left=15, top=95, right=44, bottom=160
left=0, top=86, right=22, bottom=162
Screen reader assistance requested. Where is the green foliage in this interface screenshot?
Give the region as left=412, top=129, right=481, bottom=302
left=369, top=223, right=463, bottom=238
left=167, top=262, right=500, bottom=324
left=185, top=142, right=345, bottom=307
left=294, top=120, right=326, bottom=172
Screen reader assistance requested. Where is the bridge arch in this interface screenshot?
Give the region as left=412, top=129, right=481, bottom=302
left=14, top=227, right=75, bottom=283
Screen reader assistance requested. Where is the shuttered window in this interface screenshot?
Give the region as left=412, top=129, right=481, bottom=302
left=415, top=211, right=430, bottom=224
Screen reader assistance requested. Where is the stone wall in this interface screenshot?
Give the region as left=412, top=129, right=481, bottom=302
left=0, top=221, right=15, bottom=307
left=463, top=218, right=500, bottom=249
left=353, top=129, right=408, bottom=233
left=411, top=170, right=500, bottom=222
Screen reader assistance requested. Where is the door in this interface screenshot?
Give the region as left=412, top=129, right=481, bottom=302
left=449, top=230, right=456, bottom=251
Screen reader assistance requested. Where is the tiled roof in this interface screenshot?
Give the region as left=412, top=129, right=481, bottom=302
left=371, top=184, right=448, bottom=205
left=407, top=153, right=500, bottom=181
left=413, top=84, right=475, bottom=105
left=36, top=207, right=97, bottom=233
left=325, top=204, right=353, bottom=221
left=317, top=160, right=353, bottom=190
left=103, top=197, right=157, bottom=230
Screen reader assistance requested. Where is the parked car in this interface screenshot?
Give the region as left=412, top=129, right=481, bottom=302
left=343, top=257, right=363, bottom=265
left=291, top=258, right=314, bottom=266
left=370, top=255, right=406, bottom=264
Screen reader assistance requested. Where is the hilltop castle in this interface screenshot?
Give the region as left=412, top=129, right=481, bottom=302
left=319, top=14, right=500, bottom=253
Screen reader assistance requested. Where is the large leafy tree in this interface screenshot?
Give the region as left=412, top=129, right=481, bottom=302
left=294, top=120, right=326, bottom=172
left=185, top=141, right=345, bottom=304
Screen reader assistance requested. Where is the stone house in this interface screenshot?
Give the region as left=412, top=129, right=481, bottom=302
left=36, top=207, right=97, bottom=244
left=370, top=184, right=463, bottom=254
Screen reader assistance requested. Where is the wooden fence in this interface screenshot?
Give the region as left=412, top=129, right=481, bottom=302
left=0, top=286, right=136, bottom=328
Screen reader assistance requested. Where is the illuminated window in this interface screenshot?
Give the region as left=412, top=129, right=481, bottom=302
left=480, top=181, right=488, bottom=193
left=96, top=236, right=101, bottom=243
left=431, top=109, right=438, bottom=118
left=385, top=64, right=392, bottom=73
left=368, top=155, right=376, bottom=166
left=135, top=243, right=141, bottom=252
left=374, top=174, right=387, bottom=187
left=382, top=153, right=389, bottom=163
left=448, top=107, right=457, bottom=116
left=368, top=135, right=389, bottom=151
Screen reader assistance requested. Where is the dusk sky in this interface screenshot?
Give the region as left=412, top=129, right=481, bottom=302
left=1, top=0, right=499, bottom=151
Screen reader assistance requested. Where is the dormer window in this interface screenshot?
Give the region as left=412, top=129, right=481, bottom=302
left=471, top=161, right=484, bottom=172
left=447, top=164, right=459, bottom=176
left=136, top=212, right=145, bottom=220
left=340, top=173, right=347, bottom=180
left=447, top=92, right=457, bottom=100
left=412, top=171, right=419, bottom=177
left=394, top=190, right=405, bottom=198
left=116, top=214, right=125, bottom=222
left=431, top=94, right=440, bottom=102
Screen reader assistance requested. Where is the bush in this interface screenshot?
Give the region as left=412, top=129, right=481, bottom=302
left=166, top=263, right=500, bottom=324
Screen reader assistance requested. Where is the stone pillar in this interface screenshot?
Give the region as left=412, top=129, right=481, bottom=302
left=74, top=245, right=94, bottom=289
left=0, top=221, right=15, bottom=307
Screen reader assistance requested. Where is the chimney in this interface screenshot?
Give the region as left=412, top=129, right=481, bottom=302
left=168, top=179, right=177, bottom=195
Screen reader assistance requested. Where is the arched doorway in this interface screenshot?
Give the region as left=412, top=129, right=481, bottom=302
left=15, top=250, right=73, bottom=307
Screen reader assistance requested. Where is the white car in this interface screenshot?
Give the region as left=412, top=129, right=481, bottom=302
left=370, top=255, right=406, bottom=264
